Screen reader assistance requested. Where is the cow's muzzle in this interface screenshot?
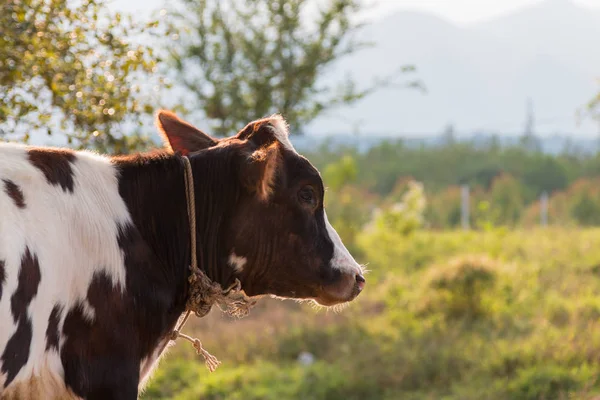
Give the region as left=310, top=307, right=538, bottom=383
left=315, top=270, right=366, bottom=306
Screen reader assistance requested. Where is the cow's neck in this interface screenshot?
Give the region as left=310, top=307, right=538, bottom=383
left=114, top=150, right=237, bottom=303
left=114, top=151, right=190, bottom=318
left=188, top=151, right=239, bottom=288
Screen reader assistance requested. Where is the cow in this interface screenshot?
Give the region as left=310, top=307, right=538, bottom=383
left=0, top=111, right=366, bottom=399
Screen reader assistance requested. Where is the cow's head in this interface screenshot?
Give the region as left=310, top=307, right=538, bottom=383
left=156, top=111, right=365, bottom=306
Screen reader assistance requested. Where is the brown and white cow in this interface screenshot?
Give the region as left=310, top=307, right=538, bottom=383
left=0, top=111, right=365, bottom=399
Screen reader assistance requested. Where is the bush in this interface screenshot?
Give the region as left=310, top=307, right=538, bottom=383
left=426, top=255, right=498, bottom=319
left=506, top=365, right=592, bottom=400
left=368, top=180, right=426, bottom=237
left=145, top=360, right=383, bottom=400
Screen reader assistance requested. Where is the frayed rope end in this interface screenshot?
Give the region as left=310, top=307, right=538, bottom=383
left=171, top=330, right=221, bottom=372
left=192, top=338, right=221, bottom=372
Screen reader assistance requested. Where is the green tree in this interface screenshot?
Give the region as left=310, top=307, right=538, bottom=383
left=427, top=186, right=462, bottom=228
left=322, top=155, right=374, bottom=254
left=322, top=155, right=358, bottom=191
left=567, top=179, right=600, bottom=226
left=169, top=0, right=417, bottom=136
left=489, top=174, right=526, bottom=225
left=368, top=180, right=426, bottom=236
left=0, top=0, right=161, bottom=153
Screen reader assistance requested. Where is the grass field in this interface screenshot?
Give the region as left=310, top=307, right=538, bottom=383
left=142, top=228, right=600, bottom=400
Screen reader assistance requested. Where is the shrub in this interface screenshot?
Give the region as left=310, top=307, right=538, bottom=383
left=426, top=255, right=498, bottom=319
left=145, top=361, right=383, bottom=400
left=506, top=365, right=591, bottom=400
left=368, top=180, right=426, bottom=237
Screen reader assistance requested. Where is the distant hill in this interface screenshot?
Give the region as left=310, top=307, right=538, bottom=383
left=309, top=0, right=600, bottom=137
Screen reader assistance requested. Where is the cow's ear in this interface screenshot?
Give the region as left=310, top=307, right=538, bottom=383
left=241, top=141, right=281, bottom=202
left=155, top=110, right=218, bottom=155
left=236, top=114, right=292, bottom=151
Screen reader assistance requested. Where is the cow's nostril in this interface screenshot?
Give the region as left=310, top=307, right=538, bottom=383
left=355, top=274, right=366, bottom=284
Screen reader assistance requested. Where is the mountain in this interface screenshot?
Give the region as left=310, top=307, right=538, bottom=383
left=477, top=0, right=600, bottom=77
left=308, top=0, right=600, bottom=137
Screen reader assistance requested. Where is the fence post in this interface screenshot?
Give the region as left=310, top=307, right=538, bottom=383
left=540, top=191, right=548, bottom=227
left=461, top=184, right=469, bottom=230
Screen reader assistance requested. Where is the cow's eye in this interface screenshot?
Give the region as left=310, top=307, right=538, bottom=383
left=298, top=186, right=316, bottom=206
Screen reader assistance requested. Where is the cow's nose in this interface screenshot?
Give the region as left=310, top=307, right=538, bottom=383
left=355, top=273, right=366, bottom=290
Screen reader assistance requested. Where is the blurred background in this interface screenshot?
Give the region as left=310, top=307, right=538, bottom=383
left=3, top=0, right=600, bottom=398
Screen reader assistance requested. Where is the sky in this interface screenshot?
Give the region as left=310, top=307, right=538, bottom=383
left=113, top=0, right=600, bottom=25
left=362, top=0, right=600, bottom=24
left=108, top=0, right=600, bottom=136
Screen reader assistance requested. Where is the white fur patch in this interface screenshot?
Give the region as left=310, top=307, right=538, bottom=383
left=81, top=300, right=96, bottom=322
left=228, top=252, right=247, bottom=273
left=323, top=211, right=362, bottom=275
left=0, top=142, right=131, bottom=397
left=267, top=115, right=297, bottom=153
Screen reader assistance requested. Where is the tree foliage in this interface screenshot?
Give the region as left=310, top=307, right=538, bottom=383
left=304, top=137, right=600, bottom=229
left=169, top=0, right=415, bottom=136
left=368, top=181, right=426, bottom=236
left=0, top=0, right=161, bottom=153
left=322, top=155, right=357, bottom=191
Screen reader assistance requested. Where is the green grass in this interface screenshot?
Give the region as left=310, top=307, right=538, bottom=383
left=142, top=228, right=600, bottom=399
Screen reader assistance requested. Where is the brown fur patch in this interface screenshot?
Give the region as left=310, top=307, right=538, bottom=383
left=28, top=148, right=76, bottom=193
left=3, top=179, right=26, bottom=208
left=1, top=312, right=33, bottom=389
left=1, top=248, right=41, bottom=388
left=10, top=248, right=42, bottom=322
left=45, top=305, right=63, bottom=352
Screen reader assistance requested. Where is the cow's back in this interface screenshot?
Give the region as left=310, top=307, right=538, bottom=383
left=0, top=143, right=132, bottom=397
